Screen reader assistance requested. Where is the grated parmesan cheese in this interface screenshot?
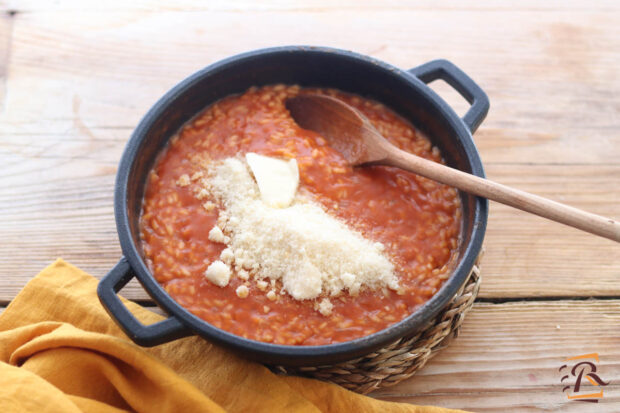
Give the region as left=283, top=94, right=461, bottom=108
left=191, top=171, right=204, bottom=181
left=266, top=290, right=277, bottom=301
left=205, top=260, right=231, bottom=287
left=316, top=298, right=334, bottom=316
left=197, top=188, right=210, bottom=200
left=202, top=201, right=216, bottom=211
left=235, top=285, right=249, bottom=298
left=237, top=269, right=249, bottom=281
left=219, top=247, right=234, bottom=263
left=208, top=225, right=228, bottom=244
left=201, top=156, right=400, bottom=312
left=176, top=174, right=191, bottom=187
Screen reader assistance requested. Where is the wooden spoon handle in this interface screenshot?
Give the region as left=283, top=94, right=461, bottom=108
left=385, top=147, right=620, bottom=242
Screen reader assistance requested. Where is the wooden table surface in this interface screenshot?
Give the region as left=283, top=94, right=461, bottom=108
left=1, top=1, right=619, bottom=411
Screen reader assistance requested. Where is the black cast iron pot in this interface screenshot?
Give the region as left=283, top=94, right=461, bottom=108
left=97, top=46, right=489, bottom=366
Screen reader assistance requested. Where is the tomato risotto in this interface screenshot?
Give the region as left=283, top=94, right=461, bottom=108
left=140, top=85, right=461, bottom=346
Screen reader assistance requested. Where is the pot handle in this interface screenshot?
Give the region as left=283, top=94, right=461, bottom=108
left=408, top=59, right=489, bottom=134
left=97, top=257, right=192, bottom=346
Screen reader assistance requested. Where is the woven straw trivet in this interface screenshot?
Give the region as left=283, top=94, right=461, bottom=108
left=273, top=256, right=482, bottom=394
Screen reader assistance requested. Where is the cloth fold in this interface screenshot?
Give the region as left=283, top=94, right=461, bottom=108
left=0, top=259, right=465, bottom=413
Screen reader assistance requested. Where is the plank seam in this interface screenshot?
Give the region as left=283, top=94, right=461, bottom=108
left=477, top=295, right=620, bottom=304
left=1, top=9, right=16, bottom=113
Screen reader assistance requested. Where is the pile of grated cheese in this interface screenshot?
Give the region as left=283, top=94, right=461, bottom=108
left=199, top=154, right=400, bottom=316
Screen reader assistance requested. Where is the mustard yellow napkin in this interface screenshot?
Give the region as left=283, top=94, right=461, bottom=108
left=0, top=259, right=467, bottom=413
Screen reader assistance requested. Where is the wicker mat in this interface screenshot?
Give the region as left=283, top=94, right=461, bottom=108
left=273, top=258, right=482, bottom=394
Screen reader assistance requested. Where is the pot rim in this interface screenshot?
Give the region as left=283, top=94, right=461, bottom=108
left=113, top=45, right=488, bottom=362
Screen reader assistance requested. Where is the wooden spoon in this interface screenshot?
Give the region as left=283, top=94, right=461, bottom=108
left=286, top=94, right=620, bottom=242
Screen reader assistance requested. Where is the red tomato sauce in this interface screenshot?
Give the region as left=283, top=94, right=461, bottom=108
left=140, top=85, right=461, bottom=345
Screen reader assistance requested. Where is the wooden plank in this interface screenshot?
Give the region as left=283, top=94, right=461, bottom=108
left=0, top=7, right=13, bottom=110
left=0, top=158, right=617, bottom=300
left=2, top=297, right=618, bottom=412
left=482, top=164, right=620, bottom=298
left=7, top=0, right=620, bottom=12
left=371, top=300, right=620, bottom=412
left=1, top=9, right=619, bottom=164
left=0, top=303, right=159, bottom=317
left=1, top=3, right=618, bottom=412
left=0, top=6, right=617, bottom=303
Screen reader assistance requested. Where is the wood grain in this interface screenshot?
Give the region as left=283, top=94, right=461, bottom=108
left=1, top=4, right=618, bottom=300
left=371, top=300, right=620, bottom=412
left=1, top=7, right=619, bottom=163
left=287, top=94, right=620, bottom=241
left=0, top=7, right=13, bottom=110
left=1, top=159, right=617, bottom=301
left=1, top=299, right=617, bottom=412
left=387, top=139, right=620, bottom=242
left=6, top=0, right=620, bottom=12
left=1, top=2, right=619, bottom=411
left=483, top=165, right=620, bottom=298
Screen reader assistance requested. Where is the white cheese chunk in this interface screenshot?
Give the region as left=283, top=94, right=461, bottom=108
left=235, top=285, right=249, bottom=298
left=284, top=261, right=322, bottom=300
left=341, top=272, right=356, bottom=289
left=205, top=260, right=231, bottom=287
left=317, top=298, right=334, bottom=316
left=208, top=225, right=228, bottom=244
left=245, top=152, right=299, bottom=208
left=219, top=247, right=234, bottom=263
